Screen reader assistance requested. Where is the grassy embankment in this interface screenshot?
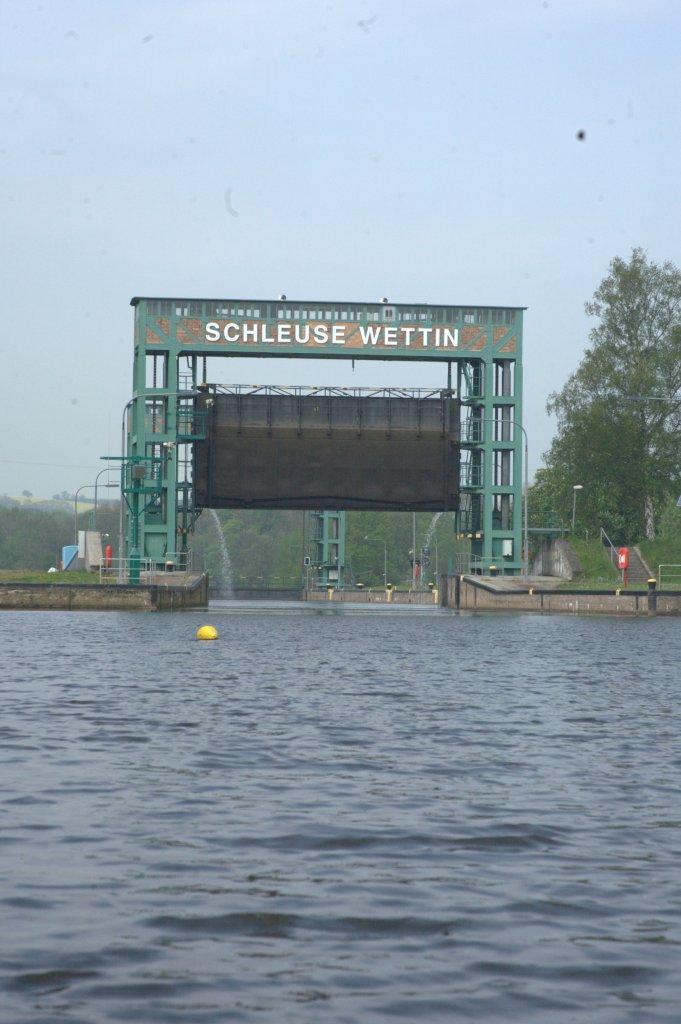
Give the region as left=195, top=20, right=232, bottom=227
left=638, top=538, right=681, bottom=588
left=555, top=538, right=681, bottom=590
left=0, top=570, right=99, bottom=585
left=557, top=538, right=620, bottom=589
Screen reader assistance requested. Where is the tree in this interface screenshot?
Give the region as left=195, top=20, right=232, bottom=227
left=0, top=507, right=71, bottom=569
left=543, top=249, right=681, bottom=541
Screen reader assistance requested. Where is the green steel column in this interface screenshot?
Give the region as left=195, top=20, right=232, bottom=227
left=307, top=510, right=346, bottom=588
left=127, top=305, right=182, bottom=566
left=513, top=357, right=524, bottom=569
left=164, top=353, right=180, bottom=564
left=480, top=352, right=496, bottom=569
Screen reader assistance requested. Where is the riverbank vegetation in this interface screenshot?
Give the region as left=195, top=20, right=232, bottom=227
left=192, top=508, right=468, bottom=589
left=530, top=249, right=681, bottom=545
left=2, top=501, right=680, bottom=591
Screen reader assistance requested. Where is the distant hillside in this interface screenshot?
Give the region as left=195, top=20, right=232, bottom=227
left=0, top=494, right=98, bottom=513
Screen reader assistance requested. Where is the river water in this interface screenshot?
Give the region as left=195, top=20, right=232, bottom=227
left=1, top=605, right=679, bottom=1023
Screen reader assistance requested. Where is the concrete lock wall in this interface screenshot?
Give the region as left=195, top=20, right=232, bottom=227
left=442, top=575, right=681, bottom=616
left=0, top=574, right=209, bottom=612
left=304, top=588, right=440, bottom=605
left=532, top=538, right=582, bottom=579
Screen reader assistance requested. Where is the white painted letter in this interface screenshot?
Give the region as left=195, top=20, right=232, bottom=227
left=205, top=321, right=221, bottom=342
left=360, top=325, right=382, bottom=346
left=435, top=328, right=459, bottom=348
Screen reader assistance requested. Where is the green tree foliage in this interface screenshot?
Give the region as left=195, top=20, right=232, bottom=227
left=346, top=510, right=465, bottom=587
left=0, top=501, right=120, bottom=571
left=192, top=509, right=304, bottom=587
left=0, top=500, right=479, bottom=585
left=0, top=507, right=71, bottom=569
left=190, top=508, right=465, bottom=589
left=539, top=249, right=681, bottom=543
left=656, top=494, right=681, bottom=539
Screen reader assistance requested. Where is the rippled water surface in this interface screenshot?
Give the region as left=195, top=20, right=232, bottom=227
left=1, top=605, right=680, bottom=1022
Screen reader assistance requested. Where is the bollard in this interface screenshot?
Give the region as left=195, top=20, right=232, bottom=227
left=327, top=584, right=334, bottom=601
left=385, top=583, right=393, bottom=604
left=489, top=565, right=498, bottom=577
left=647, top=577, right=657, bottom=616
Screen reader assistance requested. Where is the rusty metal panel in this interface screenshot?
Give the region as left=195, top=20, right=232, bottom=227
left=193, top=393, right=460, bottom=511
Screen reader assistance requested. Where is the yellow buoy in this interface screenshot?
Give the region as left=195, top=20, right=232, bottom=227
left=196, top=624, right=218, bottom=640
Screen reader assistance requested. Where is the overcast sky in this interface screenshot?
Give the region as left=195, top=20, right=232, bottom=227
left=2, top=0, right=679, bottom=498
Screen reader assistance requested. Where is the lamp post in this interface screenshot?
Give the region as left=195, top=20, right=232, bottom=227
left=73, top=484, right=95, bottom=545
left=74, top=482, right=118, bottom=544
left=363, top=535, right=387, bottom=587
left=572, top=484, right=583, bottom=531
left=118, top=396, right=137, bottom=576
left=93, top=467, right=118, bottom=529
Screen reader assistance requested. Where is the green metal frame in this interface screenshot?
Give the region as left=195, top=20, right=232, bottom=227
left=304, top=510, right=346, bottom=589
left=124, top=297, right=525, bottom=577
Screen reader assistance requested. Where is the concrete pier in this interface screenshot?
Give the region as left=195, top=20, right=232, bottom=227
left=0, top=573, right=209, bottom=611
left=442, top=574, right=681, bottom=616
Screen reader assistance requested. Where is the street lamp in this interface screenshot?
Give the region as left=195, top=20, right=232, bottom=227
left=73, top=484, right=95, bottom=545
left=572, top=484, right=583, bottom=531
left=363, top=535, right=387, bottom=587
left=74, top=482, right=118, bottom=544
left=93, top=467, right=118, bottom=529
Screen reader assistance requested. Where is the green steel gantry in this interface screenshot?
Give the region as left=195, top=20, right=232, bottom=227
left=123, top=297, right=525, bottom=578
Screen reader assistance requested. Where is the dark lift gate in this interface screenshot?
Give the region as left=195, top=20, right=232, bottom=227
left=194, top=386, right=460, bottom=512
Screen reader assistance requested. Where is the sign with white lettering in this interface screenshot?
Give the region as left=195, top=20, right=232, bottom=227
left=204, top=320, right=459, bottom=351
left=133, top=297, right=523, bottom=361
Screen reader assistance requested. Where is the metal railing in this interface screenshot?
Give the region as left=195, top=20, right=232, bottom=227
left=528, top=511, right=567, bottom=533
left=600, top=527, right=619, bottom=567
left=162, top=550, right=193, bottom=571
left=99, top=556, right=154, bottom=584
left=460, top=462, right=483, bottom=488
left=658, top=564, right=681, bottom=589
left=452, top=552, right=485, bottom=575
left=204, top=383, right=450, bottom=400
left=99, top=551, right=193, bottom=584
